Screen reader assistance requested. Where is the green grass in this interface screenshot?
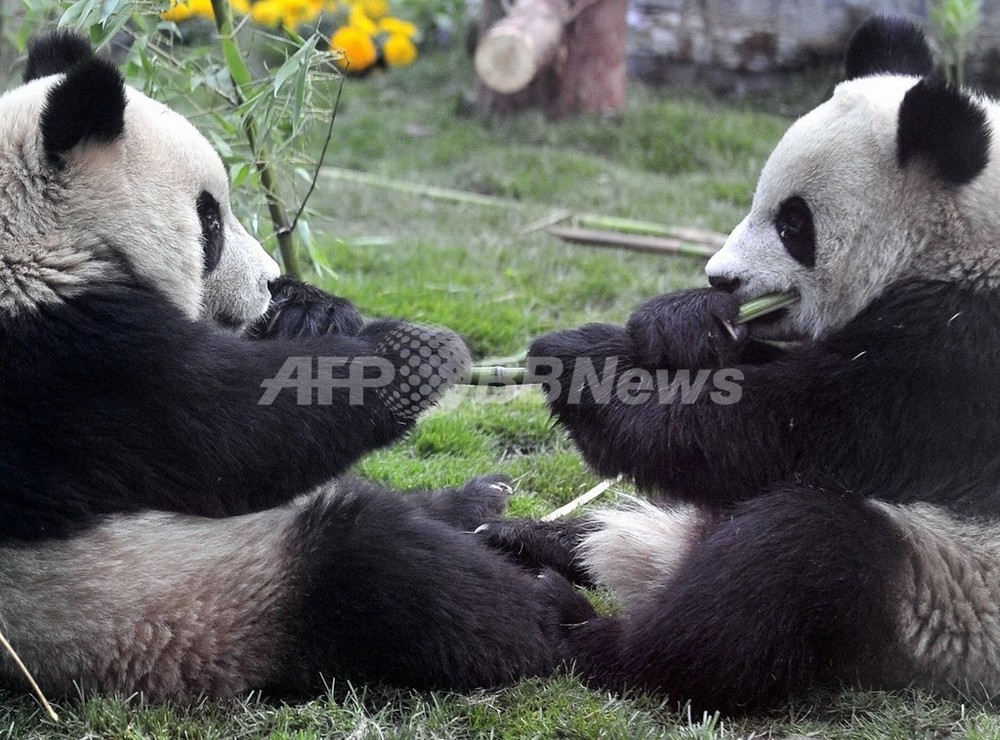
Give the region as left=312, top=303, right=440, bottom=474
left=4, top=42, right=997, bottom=739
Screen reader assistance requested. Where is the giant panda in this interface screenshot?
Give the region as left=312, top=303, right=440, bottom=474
left=0, top=31, right=593, bottom=701
left=481, top=16, right=1000, bottom=715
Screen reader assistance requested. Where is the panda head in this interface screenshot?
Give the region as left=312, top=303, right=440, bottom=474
left=706, top=16, right=997, bottom=341
left=0, top=31, right=279, bottom=328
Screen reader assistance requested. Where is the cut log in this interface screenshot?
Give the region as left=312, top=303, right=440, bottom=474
left=474, top=0, right=569, bottom=94
left=475, top=0, right=627, bottom=118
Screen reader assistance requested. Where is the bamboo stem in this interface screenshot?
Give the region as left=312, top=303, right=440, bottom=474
left=0, top=629, right=58, bottom=722
left=541, top=478, right=617, bottom=520
left=546, top=225, right=717, bottom=259
left=209, top=0, right=300, bottom=278
left=736, top=291, right=798, bottom=323
left=462, top=293, right=800, bottom=386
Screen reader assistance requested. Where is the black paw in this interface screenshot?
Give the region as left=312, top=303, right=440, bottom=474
left=536, top=568, right=597, bottom=651
left=362, top=320, right=472, bottom=421
left=626, top=288, right=746, bottom=368
left=415, top=474, right=513, bottom=529
left=247, top=276, right=364, bottom=340
left=477, top=517, right=597, bottom=586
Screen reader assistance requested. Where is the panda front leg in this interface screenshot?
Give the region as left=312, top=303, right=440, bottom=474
left=559, top=489, right=918, bottom=715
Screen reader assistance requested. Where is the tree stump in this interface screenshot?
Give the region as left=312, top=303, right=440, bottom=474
left=475, top=0, right=627, bottom=119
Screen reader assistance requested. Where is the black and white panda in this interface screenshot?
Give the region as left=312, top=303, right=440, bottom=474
left=482, top=16, right=1000, bottom=715
left=0, top=31, right=593, bottom=701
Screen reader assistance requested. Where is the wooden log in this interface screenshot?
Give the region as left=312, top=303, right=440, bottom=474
left=475, top=0, right=627, bottom=118
left=474, top=0, right=569, bottom=95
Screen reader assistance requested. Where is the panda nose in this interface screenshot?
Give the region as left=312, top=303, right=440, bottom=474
left=709, top=275, right=741, bottom=292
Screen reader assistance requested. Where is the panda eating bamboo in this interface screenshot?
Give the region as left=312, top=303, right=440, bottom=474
left=0, top=31, right=593, bottom=700
left=482, top=16, right=1000, bottom=714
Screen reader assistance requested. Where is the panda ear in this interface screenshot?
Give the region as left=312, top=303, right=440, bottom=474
left=40, top=56, right=126, bottom=161
left=897, top=79, right=990, bottom=185
left=844, top=16, right=934, bottom=81
left=24, top=31, right=94, bottom=83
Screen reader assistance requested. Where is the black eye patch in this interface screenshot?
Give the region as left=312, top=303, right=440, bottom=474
left=775, top=196, right=816, bottom=268
left=197, top=191, right=224, bottom=272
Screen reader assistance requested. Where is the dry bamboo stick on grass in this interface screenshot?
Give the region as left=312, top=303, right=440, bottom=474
left=0, top=628, right=58, bottom=722
left=546, top=225, right=717, bottom=259
left=541, top=478, right=618, bottom=520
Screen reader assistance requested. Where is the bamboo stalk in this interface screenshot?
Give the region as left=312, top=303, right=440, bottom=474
left=461, top=293, right=799, bottom=386
left=546, top=225, right=717, bottom=259
left=0, top=629, right=58, bottom=722
left=209, top=0, right=300, bottom=278
left=466, top=366, right=527, bottom=385
left=736, top=291, right=798, bottom=323
left=541, top=478, right=617, bottom=520
left=573, top=214, right=727, bottom=248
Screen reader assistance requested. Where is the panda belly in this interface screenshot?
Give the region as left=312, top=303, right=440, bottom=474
left=0, top=503, right=301, bottom=699
left=877, top=502, right=1000, bottom=695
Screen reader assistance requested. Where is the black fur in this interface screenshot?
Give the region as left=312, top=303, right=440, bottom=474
left=247, top=276, right=365, bottom=340
left=897, top=79, right=991, bottom=185
left=528, top=283, right=1000, bottom=510
left=281, top=478, right=595, bottom=693
left=40, top=55, right=126, bottom=159
left=843, top=15, right=934, bottom=81
left=23, top=30, right=94, bottom=82
left=483, top=280, right=1000, bottom=711
left=0, top=280, right=428, bottom=540
left=197, top=191, right=224, bottom=272
left=555, top=490, right=907, bottom=715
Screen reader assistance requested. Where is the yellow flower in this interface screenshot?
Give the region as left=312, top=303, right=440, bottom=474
left=359, top=0, right=388, bottom=20
left=161, top=0, right=214, bottom=21
left=250, top=0, right=286, bottom=26
left=161, top=0, right=193, bottom=22
left=378, top=16, right=418, bottom=39
left=382, top=32, right=417, bottom=67
left=332, top=25, right=378, bottom=71
left=231, top=0, right=250, bottom=13
left=347, top=4, right=377, bottom=34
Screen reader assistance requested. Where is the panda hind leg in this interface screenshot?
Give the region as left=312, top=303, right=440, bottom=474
left=284, top=480, right=596, bottom=692
left=563, top=489, right=909, bottom=715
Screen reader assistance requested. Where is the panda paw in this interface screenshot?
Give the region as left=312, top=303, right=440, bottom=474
left=626, top=288, right=747, bottom=369
left=415, top=474, right=513, bottom=529
left=361, top=320, right=472, bottom=421
left=247, top=276, right=364, bottom=340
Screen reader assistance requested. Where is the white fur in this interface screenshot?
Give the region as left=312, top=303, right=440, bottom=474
left=0, top=74, right=278, bottom=326
left=706, top=76, right=1000, bottom=340
left=579, top=498, right=706, bottom=613
left=0, top=499, right=313, bottom=699
left=875, top=502, right=1000, bottom=696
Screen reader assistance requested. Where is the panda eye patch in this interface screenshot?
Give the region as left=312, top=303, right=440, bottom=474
left=197, top=191, right=224, bottom=272
left=775, top=196, right=816, bottom=268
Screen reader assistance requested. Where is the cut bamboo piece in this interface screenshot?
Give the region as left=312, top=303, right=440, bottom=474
left=547, top=225, right=717, bottom=259
left=542, top=478, right=617, bottom=520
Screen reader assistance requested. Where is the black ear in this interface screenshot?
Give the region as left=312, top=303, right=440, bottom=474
left=844, top=16, right=934, bottom=81
left=24, top=30, right=95, bottom=83
left=40, top=56, right=126, bottom=160
left=897, top=79, right=990, bottom=185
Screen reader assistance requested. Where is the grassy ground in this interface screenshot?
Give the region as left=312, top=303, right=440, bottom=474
left=4, top=40, right=1000, bottom=739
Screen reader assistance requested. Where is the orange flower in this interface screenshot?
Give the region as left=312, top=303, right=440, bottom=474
left=382, top=32, right=417, bottom=67
left=332, top=26, right=378, bottom=71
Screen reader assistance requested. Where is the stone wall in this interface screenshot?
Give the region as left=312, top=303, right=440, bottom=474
left=628, top=1, right=1000, bottom=93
